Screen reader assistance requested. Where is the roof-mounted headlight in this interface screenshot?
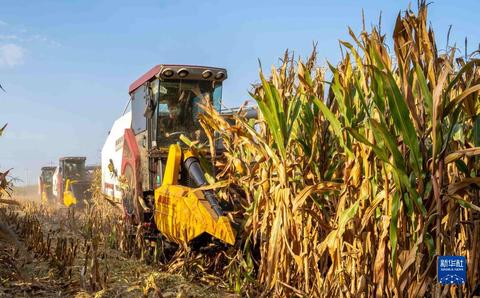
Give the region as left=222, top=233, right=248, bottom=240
left=202, top=70, right=213, bottom=79
left=162, top=68, right=174, bottom=77
left=178, top=68, right=189, bottom=78
left=215, top=71, right=225, bottom=80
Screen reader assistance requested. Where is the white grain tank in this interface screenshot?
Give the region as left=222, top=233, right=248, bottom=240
left=101, top=111, right=132, bottom=201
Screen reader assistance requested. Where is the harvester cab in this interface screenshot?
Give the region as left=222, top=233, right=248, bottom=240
left=52, top=157, right=91, bottom=207
left=38, top=166, right=56, bottom=204
left=102, top=64, right=236, bottom=246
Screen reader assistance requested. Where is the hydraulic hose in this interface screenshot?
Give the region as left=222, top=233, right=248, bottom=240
left=183, top=156, right=223, bottom=217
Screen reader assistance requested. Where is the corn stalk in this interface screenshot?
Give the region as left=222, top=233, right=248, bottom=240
left=200, top=2, right=480, bottom=296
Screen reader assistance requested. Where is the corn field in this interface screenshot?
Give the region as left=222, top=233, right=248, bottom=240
left=198, top=2, right=480, bottom=297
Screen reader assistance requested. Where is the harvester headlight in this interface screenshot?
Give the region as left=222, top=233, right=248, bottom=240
left=178, top=68, right=189, bottom=78
left=202, top=70, right=213, bottom=79
left=162, top=68, right=174, bottom=77
left=215, top=71, right=225, bottom=80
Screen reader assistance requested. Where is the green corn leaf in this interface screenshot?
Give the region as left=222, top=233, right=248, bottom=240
left=345, top=127, right=389, bottom=162
left=252, top=74, right=287, bottom=160
left=371, top=71, right=386, bottom=113
left=455, top=160, right=470, bottom=178
left=474, top=116, right=480, bottom=147
left=457, top=199, right=480, bottom=213
left=313, top=97, right=353, bottom=158
left=329, top=68, right=348, bottom=123
left=424, top=232, right=435, bottom=257
left=376, top=66, right=422, bottom=175
left=403, top=188, right=414, bottom=217
left=369, top=118, right=427, bottom=215
left=270, top=82, right=288, bottom=140
left=286, top=95, right=302, bottom=146
left=369, top=119, right=405, bottom=169
left=414, top=62, right=433, bottom=119
left=353, top=74, right=370, bottom=119
left=398, top=171, right=427, bottom=215
left=368, top=43, right=386, bottom=70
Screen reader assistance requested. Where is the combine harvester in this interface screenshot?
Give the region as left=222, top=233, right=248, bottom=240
left=51, top=157, right=92, bottom=207
left=102, top=64, right=243, bottom=246
left=38, top=166, right=56, bottom=204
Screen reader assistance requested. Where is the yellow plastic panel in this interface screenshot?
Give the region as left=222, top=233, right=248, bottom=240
left=154, top=185, right=236, bottom=245
left=162, top=144, right=182, bottom=186
left=64, top=191, right=77, bottom=207
left=153, top=144, right=236, bottom=245
left=63, top=179, right=77, bottom=207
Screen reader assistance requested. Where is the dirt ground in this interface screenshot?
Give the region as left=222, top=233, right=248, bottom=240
left=0, top=191, right=234, bottom=298
left=0, top=239, right=223, bottom=297
left=0, top=235, right=76, bottom=297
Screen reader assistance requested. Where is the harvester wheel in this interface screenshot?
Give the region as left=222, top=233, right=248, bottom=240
left=122, top=163, right=141, bottom=226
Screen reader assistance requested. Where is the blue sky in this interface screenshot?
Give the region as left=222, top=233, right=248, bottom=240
left=0, top=0, right=478, bottom=185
